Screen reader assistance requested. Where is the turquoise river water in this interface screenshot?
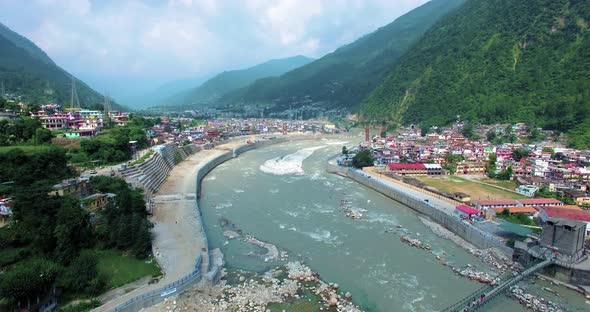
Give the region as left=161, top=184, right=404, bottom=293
left=198, top=138, right=588, bottom=311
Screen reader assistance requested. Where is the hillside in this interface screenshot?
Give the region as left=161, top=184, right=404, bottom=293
left=215, top=0, right=466, bottom=113
left=362, top=0, right=590, bottom=148
left=0, top=23, right=112, bottom=108
left=162, top=55, right=314, bottom=108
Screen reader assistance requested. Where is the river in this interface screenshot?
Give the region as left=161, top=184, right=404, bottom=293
left=198, top=137, right=588, bottom=311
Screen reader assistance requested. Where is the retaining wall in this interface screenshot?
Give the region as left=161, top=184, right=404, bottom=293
left=327, top=164, right=514, bottom=256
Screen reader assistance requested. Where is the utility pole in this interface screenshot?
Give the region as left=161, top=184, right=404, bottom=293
left=103, top=93, right=111, bottom=127
left=70, top=76, right=80, bottom=109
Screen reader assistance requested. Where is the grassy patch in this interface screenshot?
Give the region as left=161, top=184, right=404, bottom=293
left=129, top=150, right=154, bottom=166
left=94, top=249, right=161, bottom=289
left=416, top=176, right=526, bottom=201
left=479, top=178, right=518, bottom=190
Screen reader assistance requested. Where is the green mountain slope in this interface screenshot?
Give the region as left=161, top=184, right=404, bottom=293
left=216, top=0, right=466, bottom=112
left=164, top=55, right=314, bottom=107
left=0, top=23, right=112, bottom=108
left=362, top=0, right=590, bottom=147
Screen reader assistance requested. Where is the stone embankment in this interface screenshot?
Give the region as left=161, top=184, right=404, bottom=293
left=326, top=163, right=513, bottom=257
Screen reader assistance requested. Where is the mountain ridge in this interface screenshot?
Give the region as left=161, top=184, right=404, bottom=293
left=213, top=0, right=467, bottom=113
left=0, top=23, right=116, bottom=109
left=361, top=0, right=590, bottom=147
left=160, top=55, right=314, bottom=108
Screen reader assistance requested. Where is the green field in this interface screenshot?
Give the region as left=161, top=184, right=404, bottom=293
left=95, top=249, right=162, bottom=289
left=478, top=177, right=518, bottom=190
left=417, top=176, right=526, bottom=201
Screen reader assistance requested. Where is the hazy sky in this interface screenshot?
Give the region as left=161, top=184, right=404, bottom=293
left=0, top=0, right=427, bottom=98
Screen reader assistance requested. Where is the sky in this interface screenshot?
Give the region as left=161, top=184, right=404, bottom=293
left=0, top=0, right=428, bottom=100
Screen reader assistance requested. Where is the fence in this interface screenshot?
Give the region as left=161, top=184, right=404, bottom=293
left=112, top=256, right=203, bottom=312
left=327, top=163, right=513, bottom=256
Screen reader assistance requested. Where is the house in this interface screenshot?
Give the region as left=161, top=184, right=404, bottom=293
left=455, top=204, right=481, bottom=220
left=50, top=178, right=91, bottom=198
left=562, top=189, right=590, bottom=206
left=516, top=185, right=538, bottom=197
left=80, top=193, right=115, bottom=212
left=538, top=207, right=590, bottom=237
left=452, top=192, right=471, bottom=203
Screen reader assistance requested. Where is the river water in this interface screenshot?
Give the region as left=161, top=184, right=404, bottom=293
left=198, top=138, right=588, bottom=312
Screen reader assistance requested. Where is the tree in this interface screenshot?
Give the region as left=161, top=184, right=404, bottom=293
left=496, top=166, right=513, bottom=180
left=512, top=148, right=530, bottom=161
left=58, top=251, right=101, bottom=294
left=542, top=147, right=555, bottom=158
left=461, top=123, right=477, bottom=140
left=164, top=125, right=172, bottom=133
left=53, top=198, right=92, bottom=265
left=351, top=149, right=374, bottom=169
left=33, top=128, right=53, bottom=145
left=486, top=154, right=498, bottom=178
left=342, top=146, right=349, bottom=155
left=0, top=258, right=61, bottom=306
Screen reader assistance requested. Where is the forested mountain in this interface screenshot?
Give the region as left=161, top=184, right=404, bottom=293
left=0, top=23, right=113, bottom=108
left=162, top=55, right=314, bottom=108
left=362, top=0, right=590, bottom=147
left=214, top=0, right=466, bottom=112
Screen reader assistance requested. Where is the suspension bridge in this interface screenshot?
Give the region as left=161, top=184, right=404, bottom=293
left=442, top=257, right=554, bottom=312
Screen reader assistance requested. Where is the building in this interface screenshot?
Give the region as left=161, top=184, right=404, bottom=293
left=455, top=161, right=486, bottom=175
left=455, top=204, right=481, bottom=220
left=41, top=114, right=68, bottom=130
left=539, top=207, right=590, bottom=237
left=475, top=199, right=519, bottom=210
left=80, top=193, right=114, bottom=212
left=516, top=185, right=539, bottom=197
left=50, top=178, right=91, bottom=198
left=492, top=206, right=537, bottom=216
left=540, top=217, right=586, bottom=259
left=562, top=189, right=590, bottom=206
left=0, top=111, right=19, bottom=121
left=387, top=163, right=441, bottom=176
left=518, top=198, right=563, bottom=207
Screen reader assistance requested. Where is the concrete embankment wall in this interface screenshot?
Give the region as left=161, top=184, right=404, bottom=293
left=327, top=164, right=514, bottom=256
left=120, top=143, right=204, bottom=195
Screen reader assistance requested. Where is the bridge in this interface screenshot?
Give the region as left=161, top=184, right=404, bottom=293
left=442, top=258, right=554, bottom=312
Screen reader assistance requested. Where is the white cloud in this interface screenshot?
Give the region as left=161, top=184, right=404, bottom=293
left=0, top=0, right=428, bottom=96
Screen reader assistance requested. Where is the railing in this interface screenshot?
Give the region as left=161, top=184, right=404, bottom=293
left=443, top=258, right=554, bottom=312
left=112, top=255, right=203, bottom=312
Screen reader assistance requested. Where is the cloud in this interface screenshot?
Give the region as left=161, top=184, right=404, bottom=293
left=0, top=0, right=428, bottom=96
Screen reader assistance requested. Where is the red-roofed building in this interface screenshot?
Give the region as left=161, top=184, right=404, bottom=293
left=539, top=207, right=590, bottom=236
left=387, top=163, right=427, bottom=176
left=455, top=204, right=481, bottom=219
left=475, top=199, right=519, bottom=210
left=518, top=198, right=563, bottom=207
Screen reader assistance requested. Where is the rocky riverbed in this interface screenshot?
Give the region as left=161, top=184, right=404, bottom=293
left=144, top=262, right=362, bottom=312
